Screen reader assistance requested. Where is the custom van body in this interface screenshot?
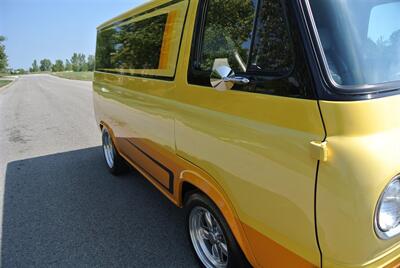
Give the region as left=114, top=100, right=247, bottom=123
left=93, top=0, right=400, bottom=267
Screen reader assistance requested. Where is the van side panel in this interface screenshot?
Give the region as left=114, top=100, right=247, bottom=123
left=173, top=89, right=323, bottom=267
left=94, top=103, right=260, bottom=266
left=94, top=0, right=324, bottom=267
left=93, top=0, right=189, bottom=200
left=172, top=0, right=325, bottom=266
left=93, top=74, right=176, bottom=198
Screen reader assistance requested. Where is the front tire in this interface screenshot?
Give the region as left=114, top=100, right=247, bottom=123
left=185, top=193, right=250, bottom=268
left=101, top=127, right=128, bottom=175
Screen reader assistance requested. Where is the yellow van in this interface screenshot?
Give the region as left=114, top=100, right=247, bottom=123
left=93, top=0, right=400, bottom=267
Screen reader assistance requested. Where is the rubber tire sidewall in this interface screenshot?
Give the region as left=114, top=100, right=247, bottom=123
left=101, top=128, right=128, bottom=175
left=185, top=192, right=251, bottom=268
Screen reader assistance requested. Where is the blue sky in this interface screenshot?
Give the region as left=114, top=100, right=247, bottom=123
left=0, top=0, right=148, bottom=69
left=2, top=0, right=399, bottom=70
left=368, top=2, right=400, bottom=42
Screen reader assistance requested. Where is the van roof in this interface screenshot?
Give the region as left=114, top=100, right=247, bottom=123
left=97, top=0, right=173, bottom=31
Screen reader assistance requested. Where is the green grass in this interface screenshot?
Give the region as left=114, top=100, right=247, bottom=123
left=0, top=80, right=12, bottom=88
left=0, top=73, right=10, bottom=78
left=52, top=72, right=94, bottom=81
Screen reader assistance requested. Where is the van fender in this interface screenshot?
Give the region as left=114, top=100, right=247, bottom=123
left=177, top=169, right=259, bottom=267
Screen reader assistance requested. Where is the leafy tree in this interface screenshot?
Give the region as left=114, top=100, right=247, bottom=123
left=65, top=59, right=73, bottom=71
left=87, top=55, right=95, bottom=71
left=40, top=59, right=52, bottom=72
left=52, top=59, right=64, bottom=72
left=80, top=53, right=88, bottom=71
left=12, top=68, right=27, bottom=75
left=71, top=53, right=87, bottom=72
left=71, top=53, right=79, bottom=71
left=0, top=35, right=8, bottom=72
left=30, top=59, right=39, bottom=73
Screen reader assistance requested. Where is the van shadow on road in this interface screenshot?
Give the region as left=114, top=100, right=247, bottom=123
left=2, top=147, right=198, bottom=267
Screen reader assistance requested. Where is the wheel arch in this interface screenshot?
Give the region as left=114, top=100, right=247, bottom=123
left=98, top=121, right=124, bottom=155
left=99, top=121, right=258, bottom=267
left=177, top=171, right=259, bottom=267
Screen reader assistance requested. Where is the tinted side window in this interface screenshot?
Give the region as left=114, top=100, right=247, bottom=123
left=96, top=14, right=167, bottom=71
left=193, top=0, right=294, bottom=76
left=249, top=0, right=294, bottom=74
left=198, top=0, right=257, bottom=73
left=188, top=0, right=314, bottom=99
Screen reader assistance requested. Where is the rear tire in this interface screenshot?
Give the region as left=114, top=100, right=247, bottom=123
left=185, top=193, right=250, bottom=268
left=101, top=127, right=128, bottom=175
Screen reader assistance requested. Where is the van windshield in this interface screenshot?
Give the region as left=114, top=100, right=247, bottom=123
left=307, top=0, right=400, bottom=89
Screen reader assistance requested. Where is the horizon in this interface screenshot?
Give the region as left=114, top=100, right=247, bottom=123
left=0, top=0, right=148, bottom=70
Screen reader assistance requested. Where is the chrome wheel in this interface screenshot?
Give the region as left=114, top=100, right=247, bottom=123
left=189, top=206, right=229, bottom=268
left=102, top=128, right=115, bottom=169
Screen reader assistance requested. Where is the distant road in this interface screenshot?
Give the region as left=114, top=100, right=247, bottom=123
left=0, top=74, right=198, bottom=267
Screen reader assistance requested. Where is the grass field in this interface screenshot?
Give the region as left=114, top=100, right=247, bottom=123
left=0, top=80, right=12, bottom=88
left=52, top=72, right=94, bottom=81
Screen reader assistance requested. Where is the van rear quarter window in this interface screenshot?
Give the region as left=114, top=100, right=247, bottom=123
left=95, top=14, right=167, bottom=71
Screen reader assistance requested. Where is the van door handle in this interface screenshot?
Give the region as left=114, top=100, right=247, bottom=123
left=223, top=76, right=250, bottom=85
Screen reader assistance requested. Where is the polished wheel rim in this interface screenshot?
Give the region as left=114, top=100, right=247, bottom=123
left=189, top=206, right=228, bottom=268
left=102, top=129, right=115, bottom=169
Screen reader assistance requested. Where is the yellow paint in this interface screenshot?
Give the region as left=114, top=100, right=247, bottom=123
left=317, top=96, right=400, bottom=268
left=159, top=10, right=177, bottom=69
left=93, top=0, right=400, bottom=267
left=172, top=1, right=323, bottom=266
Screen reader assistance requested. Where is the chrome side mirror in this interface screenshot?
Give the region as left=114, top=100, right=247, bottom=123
left=210, top=64, right=250, bottom=91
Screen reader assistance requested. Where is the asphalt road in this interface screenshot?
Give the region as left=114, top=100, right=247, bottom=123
left=0, top=74, right=199, bottom=267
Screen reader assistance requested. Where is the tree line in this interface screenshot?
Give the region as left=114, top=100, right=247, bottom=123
left=0, top=36, right=95, bottom=74
left=30, top=53, right=95, bottom=73
left=0, top=36, right=8, bottom=73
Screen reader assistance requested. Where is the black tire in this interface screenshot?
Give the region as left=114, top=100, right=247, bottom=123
left=185, top=192, right=251, bottom=268
left=101, top=127, right=128, bottom=175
